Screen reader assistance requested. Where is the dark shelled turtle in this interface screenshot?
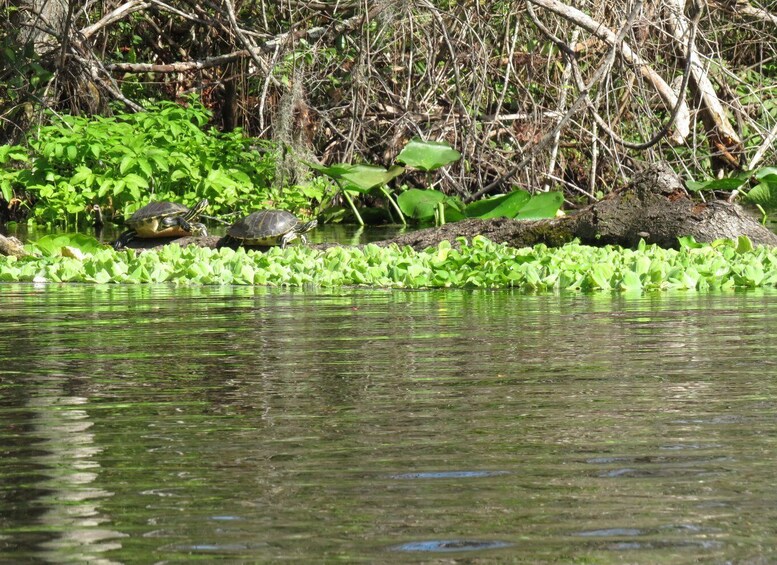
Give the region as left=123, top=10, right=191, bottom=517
left=223, top=209, right=317, bottom=249
left=113, top=199, right=208, bottom=250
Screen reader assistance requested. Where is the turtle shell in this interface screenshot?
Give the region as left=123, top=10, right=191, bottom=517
left=127, top=201, right=192, bottom=237
left=227, top=210, right=305, bottom=245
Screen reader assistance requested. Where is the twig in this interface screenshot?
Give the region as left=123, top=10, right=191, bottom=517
left=465, top=1, right=645, bottom=203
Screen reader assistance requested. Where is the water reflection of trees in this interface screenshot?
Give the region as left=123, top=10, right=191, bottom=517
left=0, top=295, right=126, bottom=563
left=5, top=285, right=777, bottom=560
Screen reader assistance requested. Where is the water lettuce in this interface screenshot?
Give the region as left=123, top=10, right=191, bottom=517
left=2, top=236, right=777, bottom=292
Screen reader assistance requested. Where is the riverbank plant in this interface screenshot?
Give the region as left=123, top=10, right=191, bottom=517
left=0, top=98, right=323, bottom=227
left=308, top=138, right=564, bottom=226
left=2, top=236, right=777, bottom=292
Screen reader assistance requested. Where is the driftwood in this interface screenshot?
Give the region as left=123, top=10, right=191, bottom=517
left=376, top=163, right=777, bottom=251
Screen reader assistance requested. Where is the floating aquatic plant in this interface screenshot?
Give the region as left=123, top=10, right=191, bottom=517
left=2, top=236, right=777, bottom=292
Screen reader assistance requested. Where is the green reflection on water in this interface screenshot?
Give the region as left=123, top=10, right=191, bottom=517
left=2, top=285, right=777, bottom=562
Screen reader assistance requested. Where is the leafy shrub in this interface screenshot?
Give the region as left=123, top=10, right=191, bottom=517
left=0, top=97, right=322, bottom=227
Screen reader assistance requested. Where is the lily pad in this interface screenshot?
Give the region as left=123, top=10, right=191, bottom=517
left=396, top=139, right=461, bottom=171
left=341, top=164, right=404, bottom=193
left=398, top=188, right=447, bottom=220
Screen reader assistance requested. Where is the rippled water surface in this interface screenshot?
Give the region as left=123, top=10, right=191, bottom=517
left=3, top=285, right=777, bottom=563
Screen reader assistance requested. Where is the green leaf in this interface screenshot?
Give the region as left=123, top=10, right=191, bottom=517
left=304, top=161, right=354, bottom=179
left=397, top=188, right=447, bottom=219
left=590, top=264, right=614, bottom=289
left=137, top=157, right=153, bottom=177
left=736, top=235, right=754, bottom=253
left=620, top=270, right=642, bottom=292
left=467, top=190, right=531, bottom=219
left=124, top=173, right=149, bottom=189
left=98, top=179, right=112, bottom=197
left=686, top=176, right=748, bottom=192
left=514, top=191, right=564, bottom=220
left=753, top=167, right=777, bottom=179
left=678, top=235, right=703, bottom=249
left=396, top=139, right=461, bottom=171
left=29, top=233, right=104, bottom=257
left=340, top=165, right=404, bottom=192
left=443, top=204, right=466, bottom=222
left=744, top=177, right=777, bottom=210
left=70, top=166, right=93, bottom=185
left=119, top=155, right=135, bottom=174
left=1, top=179, right=13, bottom=202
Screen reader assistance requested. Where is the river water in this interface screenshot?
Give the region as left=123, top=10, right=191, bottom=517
left=2, top=284, right=777, bottom=563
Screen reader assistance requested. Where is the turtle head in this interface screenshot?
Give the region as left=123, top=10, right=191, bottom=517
left=189, top=199, right=208, bottom=216
left=299, top=219, right=318, bottom=233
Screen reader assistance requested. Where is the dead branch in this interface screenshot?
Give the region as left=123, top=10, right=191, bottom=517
left=80, top=0, right=151, bottom=39
left=527, top=0, right=691, bottom=144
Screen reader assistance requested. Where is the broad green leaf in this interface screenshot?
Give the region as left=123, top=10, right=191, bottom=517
left=473, top=190, right=532, bottom=219
left=340, top=164, right=404, bottom=192
left=753, top=167, right=777, bottom=179
left=98, top=179, right=112, bottom=197
left=119, top=155, right=135, bottom=174
left=744, top=177, right=777, bottom=210
left=620, top=270, right=642, bottom=292
left=590, top=264, right=614, bottom=289
left=686, top=176, right=747, bottom=192
left=397, top=188, right=447, bottom=219
left=678, top=235, right=703, bottom=249
left=514, top=191, right=564, bottom=220
left=231, top=170, right=252, bottom=184
left=137, top=157, right=153, bottom=177
left=465, top=194, right=512, bottom=218
left=442, top=204, right=466, bottom=222
left=1, top=179, right=14, bottom=202
left=304, top=161, right=354, bottom=179
left=736, top=235, right=754, bottom=253
left=124, top=173, right=149, bottom=189
left=29, top=233, right=104, bottom=257
left=70, top=166, right=93, bottom=185
left=396, top=139, right=461, bottom=171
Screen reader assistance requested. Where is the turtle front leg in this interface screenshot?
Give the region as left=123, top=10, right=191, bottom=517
left=113, top=229, right=137, bottom=250
left=167, top=216, right=192, bottom=233
left=280, top=232, right=298, bottom=249
left=189, top=222, right=208, bottom=237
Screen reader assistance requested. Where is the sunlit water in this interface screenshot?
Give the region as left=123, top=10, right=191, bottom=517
left=2, top=285, right=777, bottom=563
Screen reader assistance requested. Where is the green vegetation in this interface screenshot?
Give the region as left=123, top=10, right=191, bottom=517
left=3, top=235, right=777, bottom=292
left=0, top=98, right=323, bottom=227
left=687, top=166, right=777, bottom=221
left=309, top=138, right=563, bottom=227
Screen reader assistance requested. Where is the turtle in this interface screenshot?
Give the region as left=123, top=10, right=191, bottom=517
left=222, top=209, right=317, bottom=249
left=113, top=199, right=208, bottom=250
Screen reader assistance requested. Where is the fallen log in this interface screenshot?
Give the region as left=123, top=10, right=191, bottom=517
left=158, top=163, right=777, bottom=252
left=6, top=163, right=773, bottom=257
left=378, top=163, right=777, bottom=251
